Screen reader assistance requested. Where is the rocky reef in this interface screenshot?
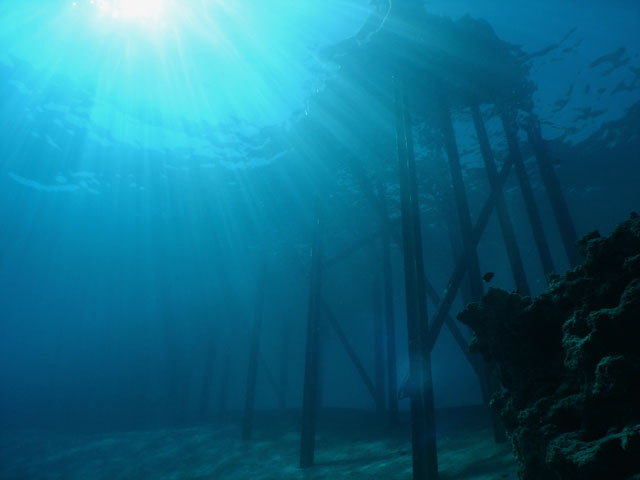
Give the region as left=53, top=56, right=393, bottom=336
left=458, top=213, right=640, bottom=480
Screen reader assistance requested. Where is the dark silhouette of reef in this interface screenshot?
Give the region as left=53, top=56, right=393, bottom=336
left=458, top=213, right=640, bottom=480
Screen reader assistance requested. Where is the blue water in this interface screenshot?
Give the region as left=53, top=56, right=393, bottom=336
left=0, top=0, right=639, bottom=477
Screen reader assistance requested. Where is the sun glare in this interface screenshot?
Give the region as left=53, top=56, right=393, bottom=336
left=73, top=0, right=167, bottom=24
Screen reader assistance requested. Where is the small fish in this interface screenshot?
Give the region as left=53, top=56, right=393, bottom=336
left=483, top=272, right=495, bottom=283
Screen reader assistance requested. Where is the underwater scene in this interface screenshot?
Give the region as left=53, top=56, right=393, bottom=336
left=1, top=1, right=639, bottom=479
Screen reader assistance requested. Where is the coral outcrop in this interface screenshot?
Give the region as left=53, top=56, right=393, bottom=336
left=458, top=213, right=640, bottom=480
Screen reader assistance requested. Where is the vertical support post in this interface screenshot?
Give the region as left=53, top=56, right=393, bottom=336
left=395, top=76, right=438, bottom=480
left=525, top=113, right=581, bottom=267
left=373, top=276, right=386, bottom=417
left=218, top=347, right=230, bottom=419
left=300, top=206, right=324, bottom=469
left=279, top=315, right=290, bottom=414
left=501, top=110, right=556, bottom=279
left=378, top=178, right=398, bottom=424
left=406, top=90, right=439, bottom=477
left=242, top=258, right=267, bottom=441
left=199, top=339, right=216, bottom=420
left=439, top=97, right=506, bottom=444
left=438, top=97, right=484, bottom=301
left=471, top=103, right=531, bottom=296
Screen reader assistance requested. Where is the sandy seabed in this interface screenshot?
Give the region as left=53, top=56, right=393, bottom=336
left=0, top=407, right=518, bottom=479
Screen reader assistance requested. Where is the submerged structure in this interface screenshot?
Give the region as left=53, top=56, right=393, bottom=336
left=241, top=2, right=590, bottom=479
left=2, top=1, right=639, bottom=479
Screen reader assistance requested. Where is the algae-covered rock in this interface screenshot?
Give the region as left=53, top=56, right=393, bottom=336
left=458, top=213, right=640, bottom=480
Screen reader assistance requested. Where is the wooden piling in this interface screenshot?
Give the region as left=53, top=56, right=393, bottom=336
left=373, top=276, right=386, bottom=416
left=242, top=259, right=267, bottom=441
left=217, top=347, right=230, bottom=419
left=279, top=316, right=290, bottom=413
left=300, top=207, right=324, bottom=468
left=395, top=76, right=438, bottom=480
left=199, top=339, right=216, bottom=420
left=405, top=88, right=439, bottom=479
left=377, top=178, right=399, bottom=424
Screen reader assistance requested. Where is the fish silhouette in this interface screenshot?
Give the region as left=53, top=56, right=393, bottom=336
left=483, top=272, right=495, bottom=283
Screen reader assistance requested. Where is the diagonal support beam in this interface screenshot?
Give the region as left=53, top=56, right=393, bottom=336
left=440, top=97, right=506, bottom=444
left=396, top=156, right=516, bottom=408
left=259, top=351, right=284, bottom=407
left=471, top=103, right=531, bottom=296
left=525, top=113, right=580, bottom=267
left=344, top=154, right=479, bottom=376
left=501, top=110, right=555, bottom=278
left=424, top=156, right=514, bottom=353
left=438, top=96, right=485, bottom=303
left=440, top=307, right=481, bottom=377
left=321, top=300, right=378, bottom=402
left=323, top=227, right=385, bottom=270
